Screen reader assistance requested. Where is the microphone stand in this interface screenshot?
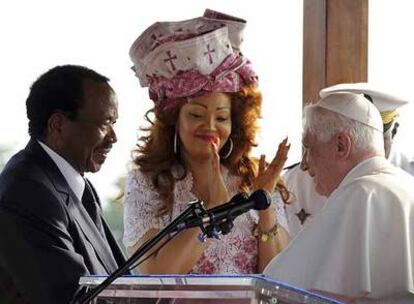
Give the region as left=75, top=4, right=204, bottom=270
left=75, top=200, right=207, bottom=304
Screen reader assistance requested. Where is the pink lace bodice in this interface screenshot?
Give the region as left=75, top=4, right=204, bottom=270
left=123, top=167, right=288, bottom=274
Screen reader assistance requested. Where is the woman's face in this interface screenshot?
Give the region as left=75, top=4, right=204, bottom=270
left=177, top=92, right=232, bottom=161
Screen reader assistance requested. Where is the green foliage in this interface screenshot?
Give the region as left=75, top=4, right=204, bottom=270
left=103, top=176, right=126, bottom=251
left=0, top=144, right=14, bottom=172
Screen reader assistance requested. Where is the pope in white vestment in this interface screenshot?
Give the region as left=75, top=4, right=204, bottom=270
left=283, top=83, right=414, bottom=240
left=265, top=157, right=414, bottom=303
left=283, top=151, right=412, bottom=239
left=265, top=92, right=414, bottom=303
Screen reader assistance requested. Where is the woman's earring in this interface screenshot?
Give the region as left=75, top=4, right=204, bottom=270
left=221, top=137, right=233, bottom=159
left=174, top=130, right=179, bottom=155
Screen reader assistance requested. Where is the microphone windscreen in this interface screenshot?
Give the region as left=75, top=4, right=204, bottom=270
left=230, top=192, right=249, bottom=203
left=207, top=192, right=249, bottom=214
left=249, top=189, right=271, bottom=210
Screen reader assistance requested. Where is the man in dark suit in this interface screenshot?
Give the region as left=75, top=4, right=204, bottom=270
left=0, top=65, right=127, bottom=303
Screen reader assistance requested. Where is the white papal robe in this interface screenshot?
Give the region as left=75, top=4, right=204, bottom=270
left=265, top=156, right=414, bottom=303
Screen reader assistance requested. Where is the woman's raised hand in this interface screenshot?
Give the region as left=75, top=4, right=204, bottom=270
left=255, top=138, right=290, bottom=194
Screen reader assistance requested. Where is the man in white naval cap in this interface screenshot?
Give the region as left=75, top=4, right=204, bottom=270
left=264, top=92, right=414, bottom=303
left=284, top=83, right=413, bottom=239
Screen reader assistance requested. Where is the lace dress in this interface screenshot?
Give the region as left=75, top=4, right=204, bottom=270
left=123, top=167, right=289, bottom=274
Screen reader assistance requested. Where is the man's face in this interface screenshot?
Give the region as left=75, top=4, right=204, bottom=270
left=61, top=80, right=118, bottom=174
left=301, top=131, right=339, bottom=197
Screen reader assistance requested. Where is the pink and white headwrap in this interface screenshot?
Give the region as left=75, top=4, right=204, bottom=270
left=129, top=9, right=259, bottom=110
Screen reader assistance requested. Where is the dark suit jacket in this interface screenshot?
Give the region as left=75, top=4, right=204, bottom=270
left=0, top=139, right=127, bottom=304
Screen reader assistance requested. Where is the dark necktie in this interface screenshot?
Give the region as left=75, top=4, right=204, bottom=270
left=82, top=179, right=105, bottom=237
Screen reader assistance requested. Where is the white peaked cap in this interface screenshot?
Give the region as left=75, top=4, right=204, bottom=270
left=320, top=82, right=409, bottom=113
left=316, top=92, right=384, bottom=132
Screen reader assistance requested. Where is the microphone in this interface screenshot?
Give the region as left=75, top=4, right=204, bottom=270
left=76, top=191, right=270, bottom=303
left=175, top=189, right=271, bottom=232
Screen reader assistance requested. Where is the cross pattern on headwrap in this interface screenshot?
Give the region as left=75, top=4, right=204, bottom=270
left=129, top=9, right=259, bottom=110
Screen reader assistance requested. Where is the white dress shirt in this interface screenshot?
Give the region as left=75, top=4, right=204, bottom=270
left=37, top=140, right=85, bottom=201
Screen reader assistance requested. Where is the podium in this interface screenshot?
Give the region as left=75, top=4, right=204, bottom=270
left=79, top=274, right=342, bottom=303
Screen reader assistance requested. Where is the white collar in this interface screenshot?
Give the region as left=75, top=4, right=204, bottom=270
left=334, top=156, right=389, bottom=195
left=37, top=140, right=85, bottom=201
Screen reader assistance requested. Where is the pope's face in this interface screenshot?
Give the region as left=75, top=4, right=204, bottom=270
left=177, top=92, right=232, bottom=161
left=301, top=131, right=339, bottom=197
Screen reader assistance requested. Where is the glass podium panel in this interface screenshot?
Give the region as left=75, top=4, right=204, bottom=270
left=79, top=274, right=342, bottom=304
